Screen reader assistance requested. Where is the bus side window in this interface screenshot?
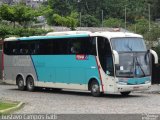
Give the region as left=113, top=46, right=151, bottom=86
left=70, top=41, right=81, bottom=54
left=89, top=37, right=96, bottom=55
left=13, top=49, right=17, bottom=54
left=18, top=42, right=29, bottom=55
left=4, top=42, right=18, bottom=55
left=69, top=37, right=96, bottom=55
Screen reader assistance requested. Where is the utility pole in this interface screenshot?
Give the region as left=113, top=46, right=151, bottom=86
left=148, top=3, right=151, bottom=31
left=102, top=10, right=104, bottom=27
left=148, top=3, right=151, bottom=47
left=125, top=5, right=127, bottom=32
left=78, top=0, right=81, bottom=29
left=79, top=12, right=81, bottom=28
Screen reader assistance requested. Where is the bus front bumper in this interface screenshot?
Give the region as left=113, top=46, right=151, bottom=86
left=116, top=83, right=151, bottom=92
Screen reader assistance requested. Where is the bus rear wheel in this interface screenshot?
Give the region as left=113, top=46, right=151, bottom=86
left=26, top=76, right=35, bottom=92
left=121, top=91, right=131, bottom=96
left=17, top=76, right=25, bottom=91
left=90, top=81, right=101, bottom=97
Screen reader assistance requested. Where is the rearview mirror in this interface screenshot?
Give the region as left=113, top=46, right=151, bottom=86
left=112, top=50, right=119, bottom=65
left=150, top=49, right=158, bottom=64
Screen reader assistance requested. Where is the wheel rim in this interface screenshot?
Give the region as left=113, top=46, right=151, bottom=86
left=28, top=79, right=33, bottom=89
left=18, top=79, right=23, bottom=87
left=92, top=84, right=99, bottom=93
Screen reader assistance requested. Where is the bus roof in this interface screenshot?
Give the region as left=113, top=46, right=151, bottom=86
left=17, top=34, right=90, bottom=41
left=46, top=31, right=92, bottom=36
left=4, top=31, right=143, bottom=41
left=92, top=32, right=143, bottom=39
left=3, top=31, right=91, bottom=41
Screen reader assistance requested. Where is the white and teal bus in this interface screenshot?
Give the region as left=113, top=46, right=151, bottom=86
left=3, top=31, right=158, bottom=97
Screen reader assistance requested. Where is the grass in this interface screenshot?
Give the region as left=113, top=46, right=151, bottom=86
left=0, top=102, right=17, bottom=110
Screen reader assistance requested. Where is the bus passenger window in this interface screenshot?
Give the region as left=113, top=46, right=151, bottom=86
left=71, top=41, right=81, bottom=54
left=13, top=49, right=18, bottom=54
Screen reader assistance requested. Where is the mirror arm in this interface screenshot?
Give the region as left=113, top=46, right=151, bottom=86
left=150, top=49, right=158, bottom=64
left=113, top=50, right=119, bottom=65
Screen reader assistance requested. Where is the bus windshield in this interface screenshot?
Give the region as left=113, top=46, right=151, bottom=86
left=111, top=37, right=147, bottom=52
left=116, top=52, right=150, bottom=77
left=111, top=37, right=150, bottom=77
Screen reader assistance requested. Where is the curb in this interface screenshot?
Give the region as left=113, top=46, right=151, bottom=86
left=0, top=102, right=24, bottom=114
left=0, top=80, right=5, bottom=85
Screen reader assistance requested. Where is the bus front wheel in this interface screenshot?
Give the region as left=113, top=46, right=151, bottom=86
left=121, top=91, right=131, bottom=96
left=26, top=76, right=35, bottom=92
left=17, top=76, right=26, bottom=91
left=90, top=81, right=101, bottom=97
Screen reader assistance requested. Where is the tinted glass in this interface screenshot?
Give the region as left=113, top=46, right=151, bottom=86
left=4, top=37, right=96, bottom=55
left=111, top=37, right=147, bottom=52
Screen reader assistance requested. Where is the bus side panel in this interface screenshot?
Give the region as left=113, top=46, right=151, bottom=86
left=31, top=55, right=101, bottom=90
left=4, top=55, right=38, bottom=84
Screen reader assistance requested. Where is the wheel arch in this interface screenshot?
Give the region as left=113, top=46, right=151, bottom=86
left=26, top=74, right=36, bottom=84
left=16, top=73, right=25, bottom=85
left=88, top=77, right=100, bottom=91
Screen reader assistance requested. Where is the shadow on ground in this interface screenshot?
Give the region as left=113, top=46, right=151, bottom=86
left=7, top=86, right=144, bottom=99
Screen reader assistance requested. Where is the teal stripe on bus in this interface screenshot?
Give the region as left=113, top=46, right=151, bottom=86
left=31, top=55, right=100, bottom=84
left=17, top=34, right=90, bottom=41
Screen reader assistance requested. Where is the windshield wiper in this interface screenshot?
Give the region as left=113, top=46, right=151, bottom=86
left=126, top=44, right=132, bottom=51
left=135, top=56, right=146, bottom=77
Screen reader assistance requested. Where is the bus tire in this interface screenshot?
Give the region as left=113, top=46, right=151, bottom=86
left=121, top=91, right=131, bottom=96
left=26, top=76, right=35, bottom=92
left=17, top=76, right=26, bottom=91
left=90, top=80, right=101, bottom=97
left=52, top=88, right=62, bottom=92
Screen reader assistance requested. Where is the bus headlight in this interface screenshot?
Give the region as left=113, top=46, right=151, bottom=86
left=118, top=82, right=127, bottom=85
left=145, top=81, right=151, bottom=84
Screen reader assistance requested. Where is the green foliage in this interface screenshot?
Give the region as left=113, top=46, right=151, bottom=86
left=128, top=18, right=149, bottom=35
left=153, top=44, right=160, bottom=60
left=15, top=28, right=48, bottom=37
left=0, top=23, right=49, bottom=40
left=0, top=4, right=16, bottom=23
left=144, top=26, right=160, bottom=43
left=45, top=0, right=160, bottom=30
left=150, top=0, right=160, bottom=20
left=103, top=18, right=124, bottom=28
left=0, top=3, right=50, bottom=39
left=54, top=12, right=78, bottom=30
left=48, top=0, right=71, bottom=16
left=0, top=4, right=40, bottom=27
left=128, top=19, right=160, bottom=48
left=38, top=5, right=53, bottom=24
left=81, top=14, right=100, bottom=27
left=0, top=24, right=12, bottom=39
left=66, top=12, right=78, bottom=30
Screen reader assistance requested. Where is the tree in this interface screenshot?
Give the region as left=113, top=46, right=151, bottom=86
left=0, top=24, right=12, bottom=40
left=150, top=0, right=160, bottom=20
left=0, top=4, right=40, bottom=28
left=48, top=0, right=71, bottom=16
left=128, top=18, right=149, bottom=35
left=0, top=4, right=16, bottom=26
left=81, top=14, right=100, bottom=27
left=128, top=18, right=160, bottom=48
left=54, top=12, right=78, bottom=30
left=103, top=18, right=124, bottom=28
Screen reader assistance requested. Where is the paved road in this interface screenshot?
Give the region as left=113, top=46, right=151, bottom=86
left=0, top=84, right=160, bottom=114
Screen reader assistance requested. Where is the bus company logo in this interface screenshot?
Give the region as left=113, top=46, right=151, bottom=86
left=76, top=54, right=88, bottom=60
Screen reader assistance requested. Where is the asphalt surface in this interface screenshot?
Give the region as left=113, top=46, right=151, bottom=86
left=0, top=83, right=160, bottom=115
